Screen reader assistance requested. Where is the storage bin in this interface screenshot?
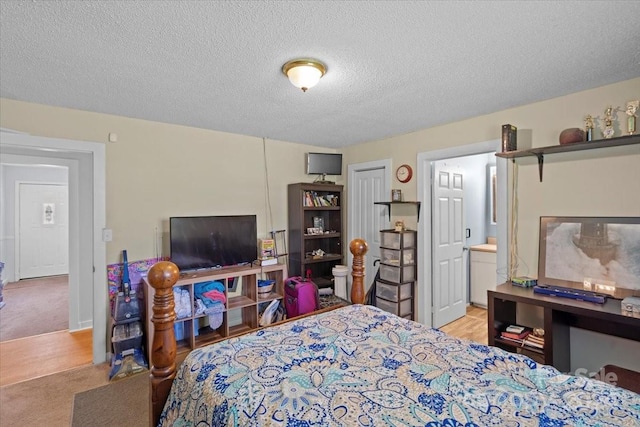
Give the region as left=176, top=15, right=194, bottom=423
left=112, top=321, right=143, bottom=354
left=380, top=263, right=415, bottom=283
left=380, top=229, right=416, bottom=249
left=380, top=247, right=415, bottom=266
left=376, top=297, right=413, bottom=317
left=376, top=281, right=412, bottom=302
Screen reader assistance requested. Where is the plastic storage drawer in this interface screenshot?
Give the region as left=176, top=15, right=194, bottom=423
left=380, top=229, right=416, bottom=249
left=376, top=297, right=413, bottom=317
left=381, top=247, right=415, bottom=266
left=376, top=281, right=412, bottom=302
left=380, top=263, right=415, bottom=283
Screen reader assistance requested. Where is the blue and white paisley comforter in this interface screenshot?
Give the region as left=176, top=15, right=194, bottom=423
left=158, top=304, right=640, bottom=426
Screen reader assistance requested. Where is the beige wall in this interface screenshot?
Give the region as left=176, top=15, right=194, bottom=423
left=2, top=76, right=639, bottom=276
left=0, top=99, right=340, bottom=263
left=343, top=77, right=640, bottom=278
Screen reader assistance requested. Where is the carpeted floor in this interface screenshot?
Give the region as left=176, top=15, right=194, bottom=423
left=0, top=275, right=68, bottom=341
left=0, top=362, right=149, bottom=426
left=71, top=369, right=149, bottom=427
left=0, top=363, right=110, bottom=426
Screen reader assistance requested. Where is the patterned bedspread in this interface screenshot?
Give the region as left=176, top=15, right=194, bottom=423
left=159, top=304, right=640, bottom=426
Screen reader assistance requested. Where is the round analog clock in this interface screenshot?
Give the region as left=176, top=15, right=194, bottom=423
left=396, top=164, right=413, bottom=183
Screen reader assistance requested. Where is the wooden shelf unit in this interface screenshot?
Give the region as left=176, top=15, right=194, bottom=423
left=495, top=134, right=640, bottom=181
left=144, top=263, right=287, bottom=359
left=288, top=183, right=344, bottom=288
left=488, top=283, right=640, bottom=371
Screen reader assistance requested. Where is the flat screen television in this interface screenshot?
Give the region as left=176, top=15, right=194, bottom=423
left=538, top=216, right=640, bottom=293
left=306, top=152, right=342, bottom=176
left=170, top=215, right=257, bottom=271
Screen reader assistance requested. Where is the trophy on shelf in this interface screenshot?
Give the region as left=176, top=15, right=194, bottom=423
left=601, top=105, right=615, bottom=139
left=585, top=114, right=594, bottom=141
left=626, top=100, right=639, bottom=135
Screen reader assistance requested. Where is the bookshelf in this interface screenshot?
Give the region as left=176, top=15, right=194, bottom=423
left=288, top=183, right=344, bottom=289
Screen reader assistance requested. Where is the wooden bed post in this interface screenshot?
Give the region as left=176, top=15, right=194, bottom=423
left=148, top=261, right=180, bottom=427
left=350, top=238, right=368, bottom=304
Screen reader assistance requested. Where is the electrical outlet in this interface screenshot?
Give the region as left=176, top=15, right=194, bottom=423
left=102, top=228, right=113, bottom=242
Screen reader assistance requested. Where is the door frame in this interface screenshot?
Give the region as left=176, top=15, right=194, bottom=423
left=15, top=180, right=69, bottom=280
left=417, top=139, right=507, bottom=327
left=347, top=159, right=392, bottom=280
left=0, top=131, right=107, bottom=364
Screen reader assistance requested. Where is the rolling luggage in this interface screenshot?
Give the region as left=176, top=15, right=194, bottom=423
left=285, top=276, right=320, bottom=318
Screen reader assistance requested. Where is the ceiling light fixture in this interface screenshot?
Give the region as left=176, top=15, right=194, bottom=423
left=282, top=59, right=326, bottom=92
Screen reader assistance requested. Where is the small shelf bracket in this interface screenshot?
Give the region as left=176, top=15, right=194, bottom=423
left=535, top=153, right=544, bottom=182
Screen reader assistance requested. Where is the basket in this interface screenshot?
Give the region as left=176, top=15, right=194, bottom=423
left=258, top=279, right=275, bottom=298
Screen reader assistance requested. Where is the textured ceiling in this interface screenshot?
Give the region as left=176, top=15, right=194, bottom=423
left=1, top=1, right=639, bottom=148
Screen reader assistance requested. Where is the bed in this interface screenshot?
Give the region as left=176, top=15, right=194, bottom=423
left=148, top=242, right=640, bottom=426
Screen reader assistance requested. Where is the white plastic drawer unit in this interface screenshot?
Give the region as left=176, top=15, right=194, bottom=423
left=380, top=229, right=416, bottom=249
left=376, top=281, right=412, bottom=302
left=380, top=247, right=415, bottom=266
left=379, top=263, right=415, bottom=283
left=376, top=296, right=413, bottom=317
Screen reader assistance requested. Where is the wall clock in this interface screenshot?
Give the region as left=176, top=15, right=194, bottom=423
left=396, top=164, right=413, bottom=183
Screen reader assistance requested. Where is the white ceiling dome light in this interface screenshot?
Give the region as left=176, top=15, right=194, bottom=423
left=282, top=59, right=326, bottom=92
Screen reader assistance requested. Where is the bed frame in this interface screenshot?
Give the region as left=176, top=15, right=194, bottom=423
left=148, top=238, right=369, bottom=426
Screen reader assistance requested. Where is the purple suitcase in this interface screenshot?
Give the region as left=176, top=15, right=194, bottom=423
left=285, top=276, right=320, bottom=318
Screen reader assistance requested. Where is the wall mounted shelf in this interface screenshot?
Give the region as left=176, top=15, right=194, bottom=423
left=374, top=201, right=421, bottom=221
left=495, top=134, right=640, bottom=182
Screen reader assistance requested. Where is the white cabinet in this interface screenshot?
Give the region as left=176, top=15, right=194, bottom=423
left=470, top=246, right=496, bottom=307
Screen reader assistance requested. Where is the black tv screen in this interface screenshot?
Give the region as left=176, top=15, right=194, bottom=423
left=306, top=152, right=342, bottom=175
left=170, top=215, right=257, bottom=271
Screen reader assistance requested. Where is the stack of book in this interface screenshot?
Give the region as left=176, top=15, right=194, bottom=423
left=500, top=325, right=531, bottom=344
left=523, top=334, right=545, bottom=349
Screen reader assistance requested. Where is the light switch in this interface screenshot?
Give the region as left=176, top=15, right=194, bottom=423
left=102, top=228, right=113, bottom=242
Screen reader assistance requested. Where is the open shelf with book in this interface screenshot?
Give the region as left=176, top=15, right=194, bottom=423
left=288, top=183, right=344, bottom=289
left=144, top=263, right=287, bottom=361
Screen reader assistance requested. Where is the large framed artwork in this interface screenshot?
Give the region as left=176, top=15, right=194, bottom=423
left=538, top=216, right=640, bottom=291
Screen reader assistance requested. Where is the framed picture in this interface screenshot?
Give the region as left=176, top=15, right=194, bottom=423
left=538, top=216, right=640, bottom=291
left=313, top=216, right=324, bottom=232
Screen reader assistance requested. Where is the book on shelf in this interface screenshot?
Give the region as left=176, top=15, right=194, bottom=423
left=501, top=329, right=531, bottom=340
left=523, top=335, right=545, bottom=349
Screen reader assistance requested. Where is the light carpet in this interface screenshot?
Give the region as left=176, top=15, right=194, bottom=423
left=71, top=368, right=149, bottom=427
left=0, top=363, right=109, bottom=426
left=0, top=275, right=68, bottom=341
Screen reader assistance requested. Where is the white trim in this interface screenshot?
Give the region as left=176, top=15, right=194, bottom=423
left=416, top=139, right=507, bottom=327
left=0, top=131, right=107, bottom=364
left=347, top=159, right=392, bottom=271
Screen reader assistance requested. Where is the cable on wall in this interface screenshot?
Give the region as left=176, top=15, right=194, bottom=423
left=262, top=137, right=274, bottom=234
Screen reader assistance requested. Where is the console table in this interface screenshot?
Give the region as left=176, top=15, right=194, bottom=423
left=488, top=283, right=640, bottom=373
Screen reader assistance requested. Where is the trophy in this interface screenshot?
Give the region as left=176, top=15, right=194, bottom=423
left=602, top=106, right=615, bottom=139
left=626, top=100, right=639, bottom=135
left=585, top=114, right=594, bottom=141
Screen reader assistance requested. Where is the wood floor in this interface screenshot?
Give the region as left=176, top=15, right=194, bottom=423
left=0, top=328, right=93, bottom=387
left=440, top=305, right=488, bottom=344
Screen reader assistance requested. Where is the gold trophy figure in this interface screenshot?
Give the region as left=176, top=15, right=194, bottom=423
left=585, top=114, right=594, bottom=141
left=626, top=100, right=639, bottom=135
left=602, top=106, right=615, bottom=139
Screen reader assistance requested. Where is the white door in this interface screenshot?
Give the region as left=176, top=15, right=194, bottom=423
left=18, top=183, right=69, bottom=279
left=432, top=162, right=466, bottom=327
left=348, top=161, right=390, bottom=295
